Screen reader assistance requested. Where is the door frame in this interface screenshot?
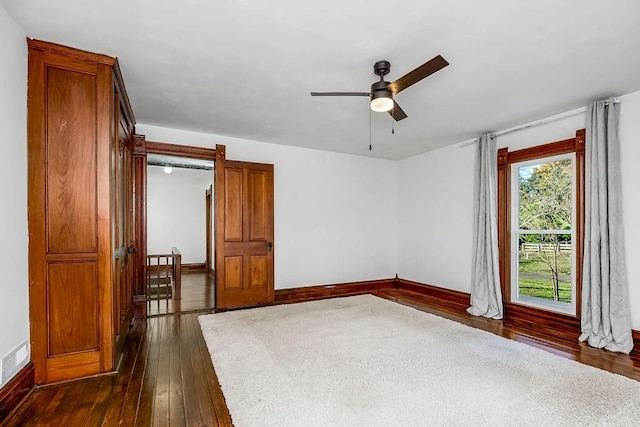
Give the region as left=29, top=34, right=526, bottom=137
left=205, top=185, right=213, bottom=275
left=131, top=137, right=221, bottom=317
left=112, top=91, right=135, bottom=360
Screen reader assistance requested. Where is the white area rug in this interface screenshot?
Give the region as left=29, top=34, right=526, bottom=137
left=199, top=295, right=640, bottom=426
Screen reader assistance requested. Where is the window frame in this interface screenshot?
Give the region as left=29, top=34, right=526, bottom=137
left=497, top=129, right=585, bottom=319
left=509, top=153, right=577, bottom=315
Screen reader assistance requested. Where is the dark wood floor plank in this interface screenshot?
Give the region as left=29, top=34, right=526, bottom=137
left=23, top=383, right=73, bottom=426
left=186, top=312, right=221, bottom=426
left=136, top=316, right=162, bottom=427
left=151, top=316, right=170, bottom=426
left=81, top=376, right=118, bottom=427
left=33, top=383, right=75, bottom=425
left=118, top=318, right=153, bottom=425
left=178, top=314, right=204, bottom=426
left=2, top=384, right=58, bottom=427
left=54, top=378, right=110, bottom=426
left=99, top=319, right=146, bottom=426
left=77, top=376, right=119, bottom=426
left=168, top=315, right=186, bottom=426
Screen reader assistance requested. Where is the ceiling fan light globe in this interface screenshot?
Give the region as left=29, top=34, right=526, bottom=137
left=370, top=97, right=394, bottom=112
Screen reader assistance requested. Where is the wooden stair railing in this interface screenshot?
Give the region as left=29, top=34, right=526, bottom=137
left=171, top=247, right=182, bottom=300
left=146, top=247, right=182, bottom=301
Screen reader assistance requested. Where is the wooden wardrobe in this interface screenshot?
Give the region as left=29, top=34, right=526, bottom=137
left=27, top=40, right=136, bottom=384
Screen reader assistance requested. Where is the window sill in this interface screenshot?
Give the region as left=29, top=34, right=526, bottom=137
left=511, top=295, right=577, bottom=317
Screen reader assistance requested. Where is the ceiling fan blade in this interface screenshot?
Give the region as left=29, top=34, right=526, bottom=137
left=387, top=55, right=449, bottom=95
left=388, top=100, right=408, bottom=121
left=310, top=92, right=370, bottom=96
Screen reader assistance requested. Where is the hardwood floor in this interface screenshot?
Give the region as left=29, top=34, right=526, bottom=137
left=5, top=288, right=639, bottom=426
left=147, top=272, right=215, bottom=316
left=4, top=311, right=230, bottom=427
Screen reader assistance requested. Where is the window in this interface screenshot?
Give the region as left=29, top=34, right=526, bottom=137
left=510, top=154, right=576, bottom=314
left=497, top=130, right=585, bottom=318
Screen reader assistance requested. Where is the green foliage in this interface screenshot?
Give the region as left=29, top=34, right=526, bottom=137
left=518, top=159, right=572, bottom=233
left=516, top=159, right=573, bottom=302
left=519, top=254, right=571, bottom=276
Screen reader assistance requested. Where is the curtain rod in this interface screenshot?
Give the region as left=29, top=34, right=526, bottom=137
left=458, top=97, right=621, bottom=148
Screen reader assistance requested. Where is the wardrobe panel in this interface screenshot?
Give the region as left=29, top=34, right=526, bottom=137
left=47, top=261, right=99, bottom=356
left=45, top=66, right=98, bottom=254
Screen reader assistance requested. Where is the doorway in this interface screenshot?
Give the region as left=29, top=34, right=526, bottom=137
left=146, top=153, right=215, bottom=315
left=131, top=139, right=275, bottom=317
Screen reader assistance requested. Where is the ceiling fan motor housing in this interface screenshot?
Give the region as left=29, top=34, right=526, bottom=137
left=373, top=60, right=391, bottom=77
left=371, top=79, right=392, bottom=100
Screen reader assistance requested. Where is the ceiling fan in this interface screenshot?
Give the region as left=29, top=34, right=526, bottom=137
left=311, top=55, right=449, bottom=121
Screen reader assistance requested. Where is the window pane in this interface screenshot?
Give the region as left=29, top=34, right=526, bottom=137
left=518, top=234, right=572, bottom=303
left=518, top=159, right=572, bottom=231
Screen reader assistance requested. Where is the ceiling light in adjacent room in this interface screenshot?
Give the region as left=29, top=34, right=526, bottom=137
left=164, top=166, right=173, bottom=174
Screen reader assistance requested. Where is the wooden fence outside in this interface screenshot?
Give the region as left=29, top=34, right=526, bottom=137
left=520, top=242, right=572, bottom=254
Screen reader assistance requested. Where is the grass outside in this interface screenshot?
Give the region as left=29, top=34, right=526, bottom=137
left=518, top=278, right=572, bottom=302
left=518, top=252, right=572, bottom=303
left=518, top=252, right=571, bottom=275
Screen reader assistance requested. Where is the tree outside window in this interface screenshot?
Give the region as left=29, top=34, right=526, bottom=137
left=516, top=159, right=573, bottom=303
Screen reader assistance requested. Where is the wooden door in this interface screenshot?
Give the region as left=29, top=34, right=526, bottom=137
left=112, top=93, right=134, bottom=357
left=215, top=160, right=275, bottom=309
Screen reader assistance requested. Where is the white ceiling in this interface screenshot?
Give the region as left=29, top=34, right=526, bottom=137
left=147, top=164, right=213, bottom=186
left=4, top=0, right=640, bottom=160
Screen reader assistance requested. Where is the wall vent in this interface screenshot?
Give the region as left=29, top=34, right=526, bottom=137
left=2, top=341, right=29, bottom=384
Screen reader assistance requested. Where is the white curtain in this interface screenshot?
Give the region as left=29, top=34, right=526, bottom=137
left=468, top=133, right=503, bottom=319
left=580, top=98, right=634, bottom=354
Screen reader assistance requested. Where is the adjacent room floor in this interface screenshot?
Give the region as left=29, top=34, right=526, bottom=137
left=147, top=272, right=215, bottom=316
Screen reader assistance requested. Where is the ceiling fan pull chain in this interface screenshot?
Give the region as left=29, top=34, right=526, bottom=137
left=392, top=116, right=395, bottom=134
left=369, top=108, right=373, bottom=150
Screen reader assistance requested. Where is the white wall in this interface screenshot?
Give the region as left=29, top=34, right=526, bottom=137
left=0, top=5, right=29, bottom=386
left=147, top=165, right=213, bottom=264
left=397, top=142, right=476, bottom=293
left=398, top=90, right=640, bottom=330
left=136, top=124, right=399, bottom=289
left=618, top=91, right=640, bottom=332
